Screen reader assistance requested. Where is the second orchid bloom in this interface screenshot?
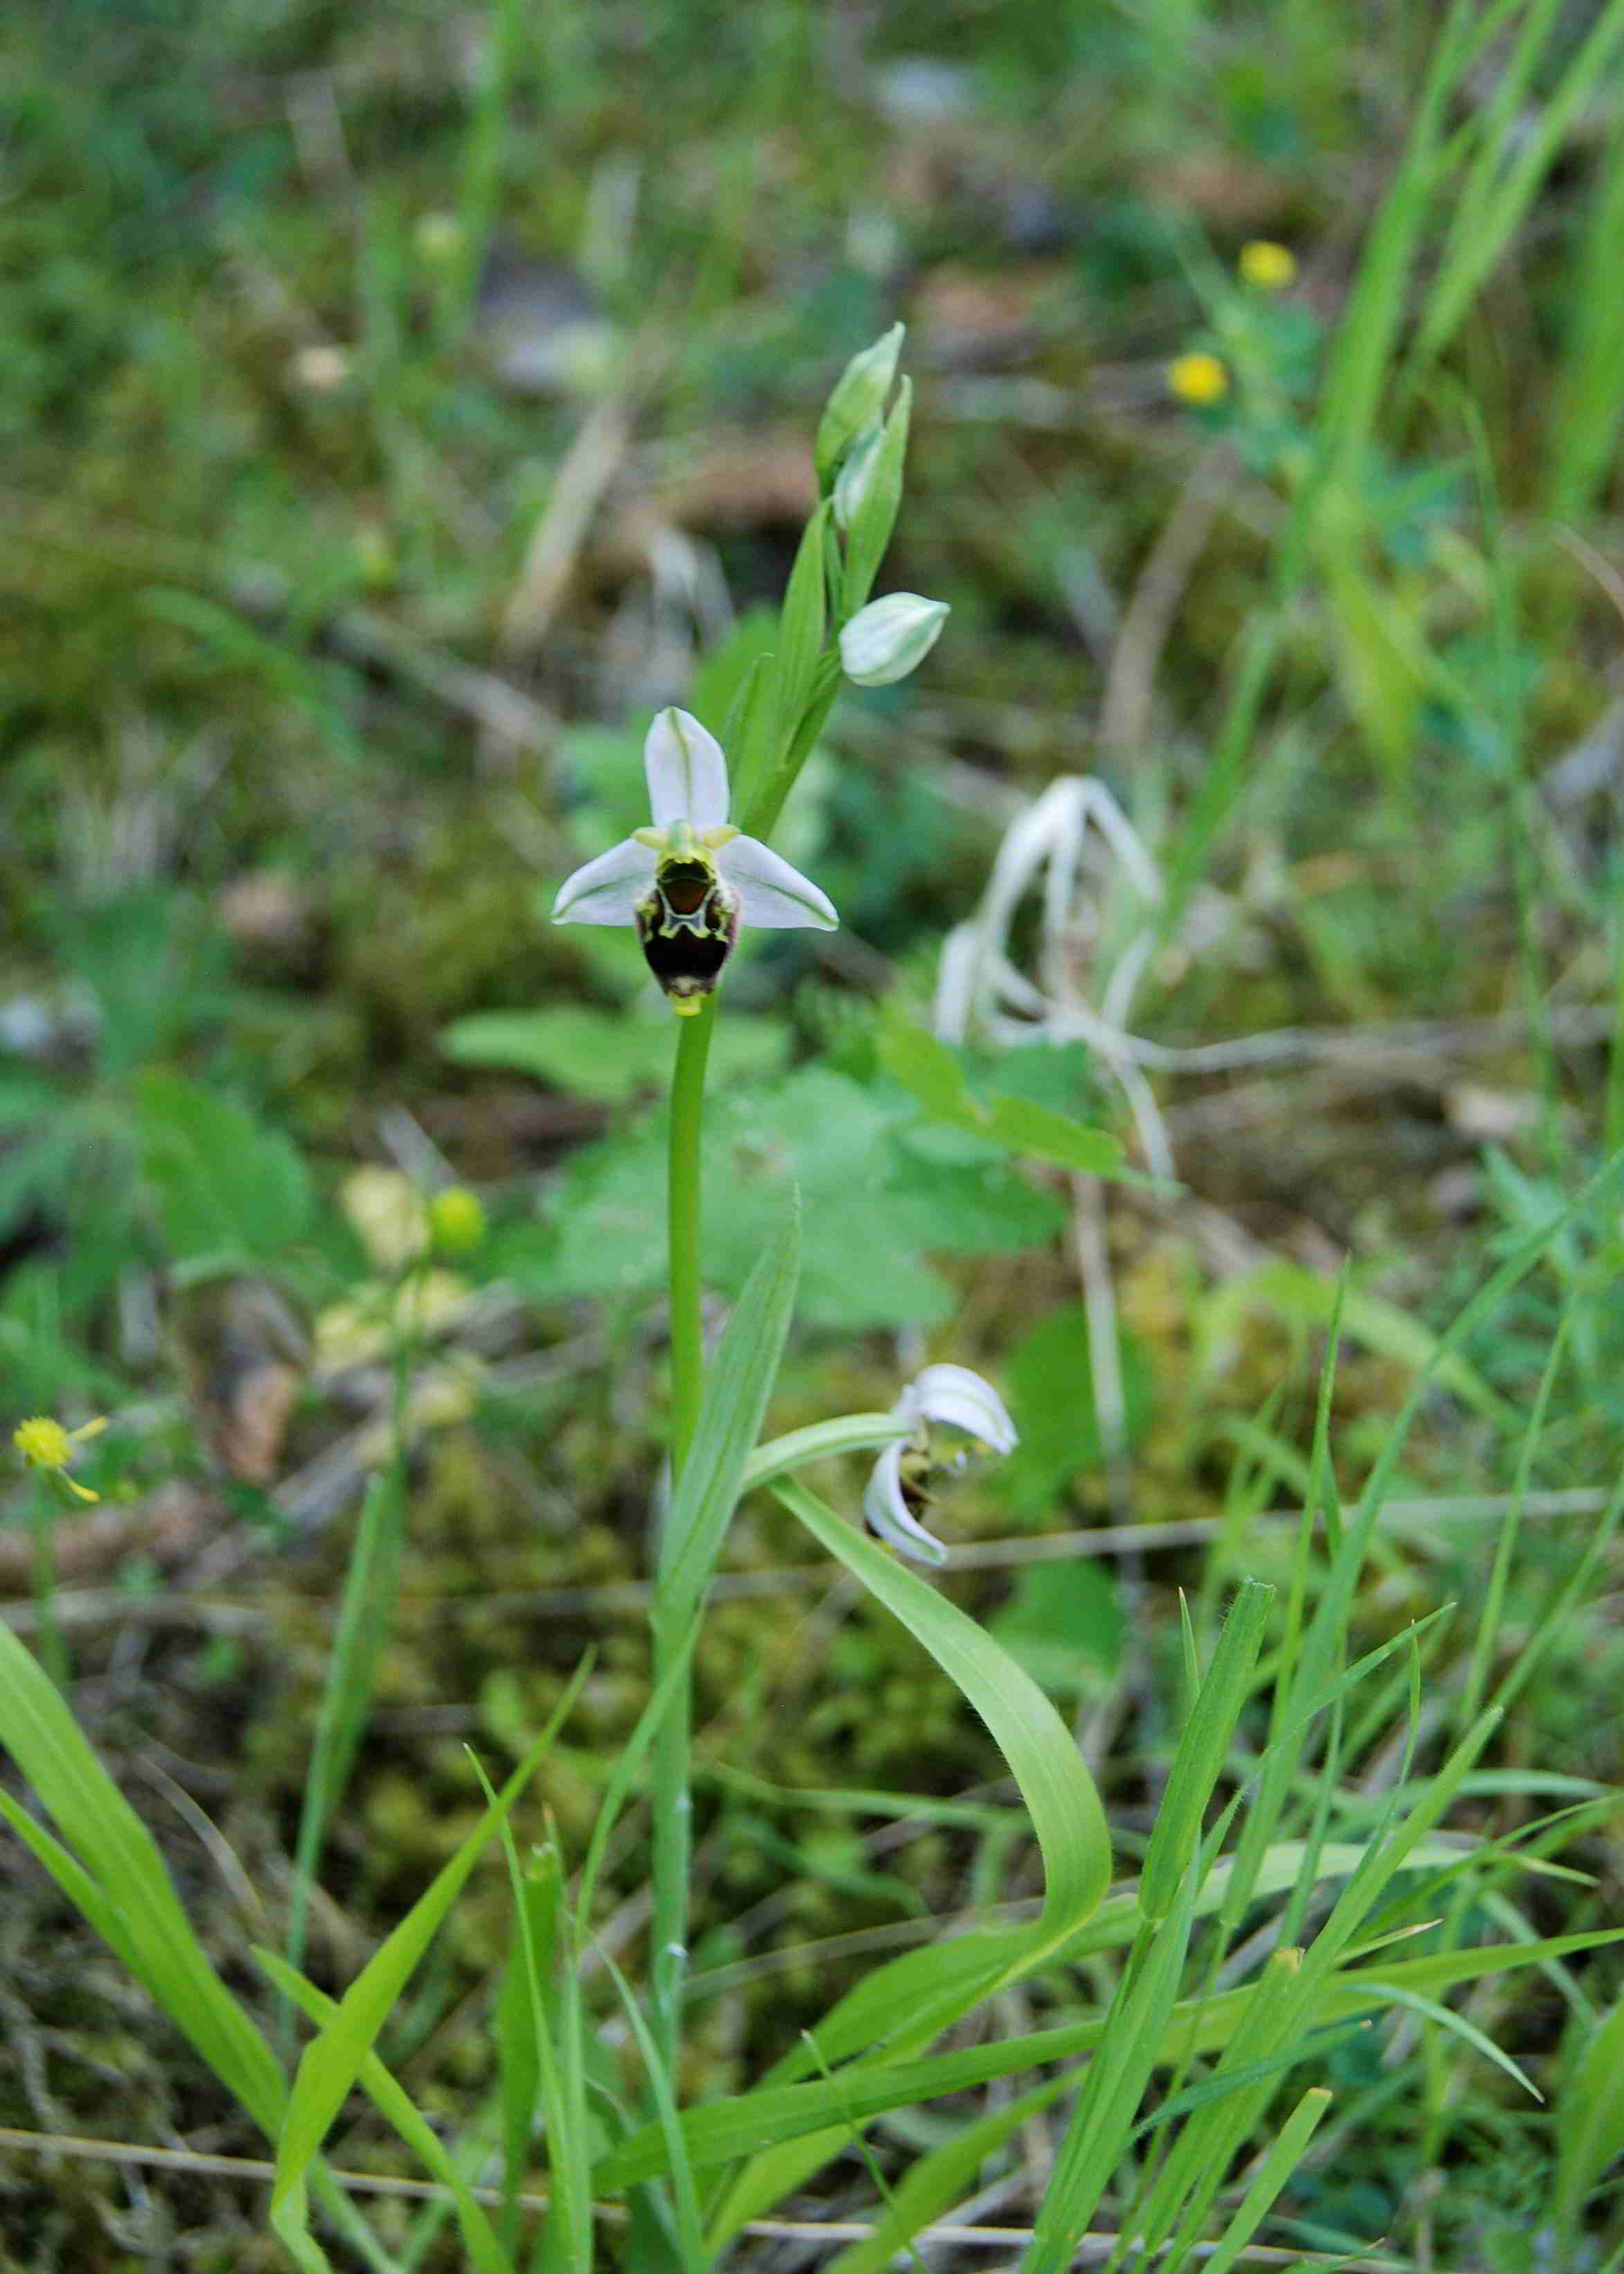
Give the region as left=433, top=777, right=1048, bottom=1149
left=552, top=709, right=838, bottom=1012
left=865, top=1364, right=1018, bottom=1565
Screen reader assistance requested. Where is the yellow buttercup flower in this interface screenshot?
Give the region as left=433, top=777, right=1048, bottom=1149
left=1239, top=240, right=1297, bottom=290
left=1167, top=352, right=1229, bottom=406
left=12, top=1414, right=108, bottom=1503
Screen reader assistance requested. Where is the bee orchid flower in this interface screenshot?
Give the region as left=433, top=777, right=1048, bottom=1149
left=863, top=1363, right=1018, bottom=1565
left=552, top=708, right=838, bottom=1012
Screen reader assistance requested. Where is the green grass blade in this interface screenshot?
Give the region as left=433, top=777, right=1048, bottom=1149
left=1128, top=1946, right=1307, bottom=2262
left=598, top=1924, right=1624, bottom=2195
left=823, top=2070, right=1076, bottom=2274
left=1193, top=2086, right=1332, bottom=2274
left=1406, top=0, right=1624, bottom=392
left=1349, top=1978, right=1540, bottom=2102
left=0, top=1624, right=287, bottom=2136
left=270, top=1667, right=588, bottom=2268
left=599, top=1949, right=708, bottom=2273
left=1546, top=102, right=1624, bottom=519
left=1140, top=1579, right=1272, bottom=1924
left=286, top=1468, right=407, bottom=2012
left=1022, top=1865, right=1200, bottom=2271
left=1554, top=1993, right=1624, bottom=2232
left=258, top=1950, right=518, bottom=2274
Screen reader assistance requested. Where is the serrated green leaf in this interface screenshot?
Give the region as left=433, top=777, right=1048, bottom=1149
left=878, top=1023, right=1126, bottom=1176
left=134, top=1071, right=312, bottom=1274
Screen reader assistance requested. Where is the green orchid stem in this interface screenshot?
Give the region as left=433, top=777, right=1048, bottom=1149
left=667, top=1005, right=714, bottom=1474
left=651, top=996, right=716, bottom=2072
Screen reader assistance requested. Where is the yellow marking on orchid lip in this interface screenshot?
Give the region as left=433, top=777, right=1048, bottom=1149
left=633, top=826, right=671, bottom=851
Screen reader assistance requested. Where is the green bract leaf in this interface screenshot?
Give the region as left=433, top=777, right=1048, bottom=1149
left=841, top=377, right=912, bottom=614
left=771, top=499, right=833, bottom=759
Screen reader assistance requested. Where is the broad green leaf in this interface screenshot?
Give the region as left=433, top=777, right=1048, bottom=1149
left=441, top=1008, right=786, bottom=1105
left=878, top=1023, right=1126, bottom=1177
left=775, top=1480, right=1110, bottom=1939
left=134, top=1070, right=313, bottom=1276
left=987, top=1561, right=1125, bottom=1698
left=998, top=1302, right=1153, bottom=1510
left=536, top=1065, right=1059, bottom=1330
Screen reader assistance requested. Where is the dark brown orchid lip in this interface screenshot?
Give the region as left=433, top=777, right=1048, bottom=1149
left=635, top=861, right=739, bottom=1001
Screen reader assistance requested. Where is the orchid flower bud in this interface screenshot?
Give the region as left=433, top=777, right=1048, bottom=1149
left=839, top=593, right=950, bottom=687
left=832, top=418, right=884, bottom=535
left=815, top=323, right=905, bottom=485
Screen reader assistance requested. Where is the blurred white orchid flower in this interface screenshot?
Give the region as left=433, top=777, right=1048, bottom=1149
left=934, top=776, right=1173, bottom=1179
left=863, top=1363, right=1018, bottom=1566
left=552, top=708, right=837, bottom=1012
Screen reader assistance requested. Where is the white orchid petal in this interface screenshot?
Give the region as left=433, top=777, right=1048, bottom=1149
left=552, top=836, right=657, bottom=925
left=910, top=1364, right=1018, bottom=1454
left=718, top=836, right=838, bottom=930
left=645, top=708, right=730, bottom=830
left=863, top=1440, right=948, bottom=1566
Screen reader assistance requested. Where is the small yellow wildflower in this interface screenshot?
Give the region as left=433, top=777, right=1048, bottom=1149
left=1167, top=352, right=1229, bottom=406
left=1239, top=240, right=1297, bottom=291
left=12, top=1415, right=108, bottom=1503
left=428, top=1186, right=487, bottom=1255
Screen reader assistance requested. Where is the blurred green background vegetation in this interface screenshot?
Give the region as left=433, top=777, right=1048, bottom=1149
left=4, top=0, right=1624, bottom=2264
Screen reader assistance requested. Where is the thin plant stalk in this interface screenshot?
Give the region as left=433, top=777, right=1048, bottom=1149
left=281, top=1252, right=425, bottom=2046
left=28, top=1478, right=69, bottom=1692
left=651, top=1001, right=716, bottom=2071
